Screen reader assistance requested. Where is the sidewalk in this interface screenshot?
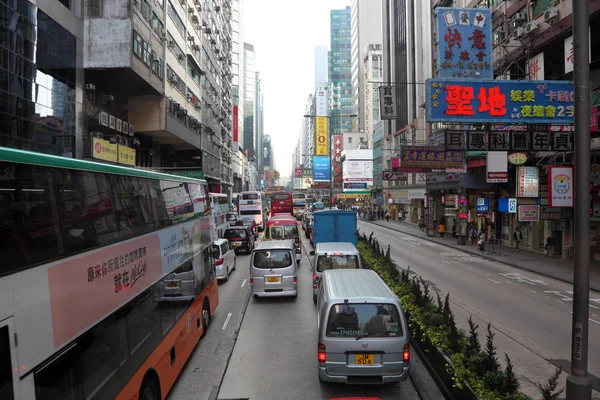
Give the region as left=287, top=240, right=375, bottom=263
left=361, top=218, right=600, bottom=293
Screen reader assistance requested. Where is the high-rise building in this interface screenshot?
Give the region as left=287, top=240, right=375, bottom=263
left=314, top=46, right=329, bottom=87
left=1, top=1, right=83, bottom=157
left=329, top=7, right=353, bottom=135
left=363, top=44, right=383, bottom=147
left=232, top=0, right=246, bottom=192
left=350, top=0, right=382, bottom=131
left=302, top=94, right=314, bottom=169
left=255, top=72, right=264, bottom=182
left=243, top=43, right=255, bottom=158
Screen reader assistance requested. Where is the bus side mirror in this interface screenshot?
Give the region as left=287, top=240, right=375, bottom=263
left=310, top=250, right=315, bottom=256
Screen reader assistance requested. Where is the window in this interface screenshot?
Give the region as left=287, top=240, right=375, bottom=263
left=252, top=250, right=293, bottom=269
left=240, top=209, right=261, bottom=215
left=168, top=1, right=185, bottom=37
left=348, top=137, right=353, bottom=144
left=133, top=31, right=143, bottom=58
left=224, top=228, right=247, bottom=239
left=326, top=303, right=403, bottom=338
left=142, top=41, right=150, bottom=65
left=151, top=52, right=165, bottom=80
left=316, top=255, right=359, bottom=272
left=242, top=193, right=259, bottom=200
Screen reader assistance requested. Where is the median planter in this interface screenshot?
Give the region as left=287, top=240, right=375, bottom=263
left=356, top=230, right=532, bottom=400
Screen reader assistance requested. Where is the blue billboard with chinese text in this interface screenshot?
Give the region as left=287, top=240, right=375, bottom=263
left=436, top=7, right=493, bottom=79
left=426, top=78, right=575, bottom=124
left=313, top=156, right=331, bottom=181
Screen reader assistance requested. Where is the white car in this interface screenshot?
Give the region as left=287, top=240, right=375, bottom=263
left=213, top=238, right=236, bottom=282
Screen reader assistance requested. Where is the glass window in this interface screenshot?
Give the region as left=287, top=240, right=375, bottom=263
left=239, top=209, right=261, bottom=215
left=272, top=194, right=290, bottom=200
left=125, top=290, right=161, bottom=369
left=142, top=41, right=150, bottom=65
left=316, top=254, right=359, bottom=272
left=326, top=303, right=403, bottom=338
left=133, top=32, right=143, bottom=58
left=168, top=1, right=186, bottom=37
left=34, top=343, right=80, bottom=400
left=224, top=228, right=247, bottom=238
left=252, top=250, right=293, bottom=269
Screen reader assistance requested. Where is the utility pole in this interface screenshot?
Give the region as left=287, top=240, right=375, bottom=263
left=566, top=0, right=592, bottom=397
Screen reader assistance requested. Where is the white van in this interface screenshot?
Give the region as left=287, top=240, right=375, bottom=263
left=317, top=269, right=410, bottom=385
left=310, top=242, right=363, bottom=303
left=250, top=240, right=298, bottom=298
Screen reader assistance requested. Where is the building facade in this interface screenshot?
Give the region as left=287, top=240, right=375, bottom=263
left=363, top=44, right=383, bottom=147
left=255, top=71, right=264, bottom=183
left=329, top=6, right=353, bottom=135
left=350, top=0, right=383, bottom=131
left=302, top=94, right=314, bottom=169
left=243, top=42, right=255, bottom=158
left=314, top=45, right=329, bottom=87
left=1, top=0, right=84, bottom=157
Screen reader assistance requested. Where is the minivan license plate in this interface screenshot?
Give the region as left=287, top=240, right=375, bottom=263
left=355, top=354, right=374, bottom=365
left=266, top=276, right=281, bottom=283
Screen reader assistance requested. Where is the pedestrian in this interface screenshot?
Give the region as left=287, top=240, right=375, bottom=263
left=385, top=211, right=390, bottom=222
left=478, top=230, right=486, bottom=252
left=419, top=216, right=425, bottom=231
left=452, top=221, right=457, bottom=239
left=438, top=221, right=445, bottom=238
left=398, top=211, right=403, bottom=222
left=513, top=227, right=523, bottom=252
left=545, top=233, right=556, bottom=257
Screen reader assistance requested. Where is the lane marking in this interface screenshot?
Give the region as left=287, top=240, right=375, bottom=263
left=530, top=290, right=537, bottom=293
left=590, top=318, right=600, bottom=326
left=487, top=278, right=500, bottom=284
left=241, top=279, right=247, bottom=288
left=222, top=313, right=232, bottom=330
left=590, top=304, right=599, bottom=309
left=441, top=260, right=450, bottom=264
left=505, top=281, right=513, bottom=284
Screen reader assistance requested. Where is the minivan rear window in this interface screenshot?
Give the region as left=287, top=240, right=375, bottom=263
left=253, top=250, right=293, bottom=269
left=316, top=255, right=359, bottom=272
left=224, top=229, right=247, bottom=239
left=326, top=303, right=402, bottom=338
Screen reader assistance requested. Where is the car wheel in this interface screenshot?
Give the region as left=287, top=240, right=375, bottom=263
left=201, top=300, right=211, bottom=338
left=138, top=374, right=160, bottom=400
left=313, top=294, right=317, bottom=303
left=224, top=268, right=229, bottom=282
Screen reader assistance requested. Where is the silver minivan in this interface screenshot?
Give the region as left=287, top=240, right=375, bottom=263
left=316, top=269, right=410, bottom=385
left=250, top=239, right=298, bottom=298
left=310, top=242, right=363, bottom=303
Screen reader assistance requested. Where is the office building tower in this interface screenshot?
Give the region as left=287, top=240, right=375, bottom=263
left=329, top=7, right=353, bottom=135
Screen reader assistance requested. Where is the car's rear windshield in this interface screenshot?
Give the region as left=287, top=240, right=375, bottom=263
left=226, top=213, right=237, bottom=220
left=267, top=225, right=298, bottom=240
left=326, top=303, right=402, bottom=338
left=224, top=229, right=247, bottom=239
left=273, top=194, right=290, bottom=200
left=316, top=255, right=359, bottom=272
left=240, top=210, right=261, bottom=215
left=253, top=250, right=294, bottom=269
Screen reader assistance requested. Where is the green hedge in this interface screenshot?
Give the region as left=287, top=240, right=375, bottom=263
left=357, top=230, right=533, bottom=400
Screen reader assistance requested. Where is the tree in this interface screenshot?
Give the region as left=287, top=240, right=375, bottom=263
left=483, top=322, right=500, bottom=371
left=466, top=315, right=481, bottom=357
left=537, top=367, right=564, bottom=400
left=504, top=353, right=520, bottom=395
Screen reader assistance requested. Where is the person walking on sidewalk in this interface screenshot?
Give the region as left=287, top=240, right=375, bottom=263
left=513, top=227, right=523, bottom=252
left=545, top=234, right=556, bottom=257
left=438, top=221, right=445, bottom=238
left=419, top=216, right=425, bottom=231
left=478, top=230, right=486, bottom=252
left=385, top=211, right=390, bottom=222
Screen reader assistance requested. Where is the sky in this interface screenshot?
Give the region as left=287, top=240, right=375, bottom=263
left=243, top=0, right=350, bottom=179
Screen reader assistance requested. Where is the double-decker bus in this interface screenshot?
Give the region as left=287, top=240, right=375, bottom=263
left=270, top=191, right=293, bottom=216
left=238, top=191, right=266, bottom=231
left=210, top=192, right=229, bottom=238
left=0, top=147, right=218, bottom=400
left=292, top=192, right=306, bottom=220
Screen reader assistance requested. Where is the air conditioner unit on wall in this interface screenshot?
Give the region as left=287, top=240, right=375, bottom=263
left=525, top=20, right=538, bottom=34
left=544, top=7, right=558, bottom=22
left=515, top=27, right=525, bottom=38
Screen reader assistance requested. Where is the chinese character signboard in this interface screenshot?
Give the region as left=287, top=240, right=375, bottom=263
left=476, top=198, right=489, bottom=213
left=527, top=52, right=545, bottom=80
left=445, top=130, right=465, bottom=151
left=92, top=137, right=136, bottom=167
left=332, top=134, right=343, bottom=188
left=436, top=7, right=492, bottom=79
left=232, top=105, right=239, bottom=152
left=518, top=205, right=540, bottom=222
left=426, top=78, right=574, bottom=124
left=315, top=116, right=329, bottom=156
left=564, top=28, right=591, bottom=74
left=548, top=166, right=573, bottom=208
left=517, top=166, right=539, bottom=197
left=399, top=146, right=464, bottom=169
left=486, top=151, right=508, bottom=183
left=379, top=85, right=397, bottom=119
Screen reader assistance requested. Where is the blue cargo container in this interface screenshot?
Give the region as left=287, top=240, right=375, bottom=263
left=312, top=210, right=357, bottom=247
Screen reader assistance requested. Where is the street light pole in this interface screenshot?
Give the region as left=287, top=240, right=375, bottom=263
left=566, top=0, right=593, bottom=397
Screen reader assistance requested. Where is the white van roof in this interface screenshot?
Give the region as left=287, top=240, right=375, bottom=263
left=254, top=239, right=295, bottom=250
left=322, top=269, right=396, bottom=303
left=314, top=242, right=358, bottom=253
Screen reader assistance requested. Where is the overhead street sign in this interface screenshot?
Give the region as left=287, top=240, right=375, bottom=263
left=383, top=170, right=407, bottom=181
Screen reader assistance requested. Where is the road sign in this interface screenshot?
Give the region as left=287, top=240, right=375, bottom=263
left=508, top=198, right=517, bottom=213
left=382, top=170, right=407, bottom=181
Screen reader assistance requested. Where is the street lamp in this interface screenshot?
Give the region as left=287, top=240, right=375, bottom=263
left=303, top=113, right=358, bottom=205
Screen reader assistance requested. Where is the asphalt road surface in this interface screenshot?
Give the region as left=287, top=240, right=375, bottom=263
left=358, top=220, right=600, bottom=398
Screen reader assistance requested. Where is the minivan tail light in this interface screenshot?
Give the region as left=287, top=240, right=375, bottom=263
left=216, top=258, right=224, bottom=266
left=312, top=273, right=317, bottom=289
left=318, top=343, right=326, bottom=362
left=249, top=277, right=253, bottom=285
left=403, top=343, right=410, bottom=363
left=293, top=275, right=297, bottom=283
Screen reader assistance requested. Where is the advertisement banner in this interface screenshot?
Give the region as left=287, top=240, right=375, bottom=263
left=486, top=151, right=508, bottom=183
left=332, top=134, right=343, bottom=188
left=92, top=137, right=136, bottom=166
left=517, top=167, right=539, bottom=198
left=518, top=205, right=540, bottom=221
left=295, top=167, right=302, bottom=178
left=313, top=156, right=331, bottom=181
left=232, top=105, right=239, bottom=152
left=426, top=78, right=574, bottom=124
left=118, top=145, right=136, bottom=166
left=379, top=85, right=398, bottom=119
left=315, top=116, right=329, bottom=156
left=293, top=177, right=302, bottom=189
left=435, top=7, right=493, bottom=79
left=527, top=52, right=544, bottom=80
left=343, top=160, right=373, bottom=181
left=399, top=146, right=464, bottom=169
left=302, top=177, right=313, bottom=189
left=548, top=166, right=573, bottom=208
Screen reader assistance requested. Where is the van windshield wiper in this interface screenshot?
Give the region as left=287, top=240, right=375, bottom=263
left=355, top=333, right=370, bottom=340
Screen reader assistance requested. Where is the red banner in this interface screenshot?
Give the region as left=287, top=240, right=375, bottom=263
left=332, top=135, right=343, bottom=188
left=233, top=105, right=239, bottom=143
left=295, top=167, right=302, bottom=178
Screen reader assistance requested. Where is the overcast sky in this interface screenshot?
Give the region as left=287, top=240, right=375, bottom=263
left=244, top=0, right=350, bottom=179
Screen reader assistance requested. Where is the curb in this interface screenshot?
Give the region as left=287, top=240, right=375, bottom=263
left=361, top=219, right=600, bottom=293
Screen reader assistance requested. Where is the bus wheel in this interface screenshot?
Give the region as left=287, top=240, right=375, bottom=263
left=139, top=373, right=160, bottom=400
left=201, top=300, right=211, bottom=338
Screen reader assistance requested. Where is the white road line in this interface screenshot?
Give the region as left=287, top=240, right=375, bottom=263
left=590, top=304, right=599, bottom=309
left=241, top=279, right=247, bottom=288
left=555, top=299, right=564, bottom=304
left=530, top=290, right=536, bottom=293
left=222, top=313, right=233, bottom=330
left=441, top=260, right=450, bottom=264
left=487, top=278, right=500, bottom=284
left=590, top=318, right=600, bottom=326
left=505, top=281, right=513, bottom=284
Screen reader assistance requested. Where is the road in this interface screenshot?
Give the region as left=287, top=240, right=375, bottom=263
left=357, top=220, right=600, bottom=398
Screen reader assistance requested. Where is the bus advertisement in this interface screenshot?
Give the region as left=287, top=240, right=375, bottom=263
left=0, top=146, right=218, bottom=400
left=292, top=192, right=306, bottom=220
left=238, top=191, right=266, bottom=231
left=210, top=192, right=230, bottom=238
left=270, top=191, right=293, bottom=216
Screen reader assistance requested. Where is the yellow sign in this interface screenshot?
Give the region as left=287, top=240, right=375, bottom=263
left=92, top=138, right=136, bottom=167
left=315, top=116, right=328, bottom=156
left=334, top=193, right=369, bottom=199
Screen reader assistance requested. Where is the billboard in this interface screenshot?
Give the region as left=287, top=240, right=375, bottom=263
left=343, top=160, right=373, bottom=193
left=313, top=156, right=331, bottom=181
left=293, top=177, right=302, bottom=189
left=399, top=146, right=464, bottom=169
left=436, top=7, right=493, bottom=79
left=316, top=84, right=328, bottom=116
left=92, top=137, right=136, bottom=166
left=426, top=78, right=574, bottom=124
left=332, top=134, right=343, bottom=188
left=548, top=166, right=573, bottom=208
left=315, top=116, right=329, bottom=156
left=232, top=105, right=239, bottom=152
